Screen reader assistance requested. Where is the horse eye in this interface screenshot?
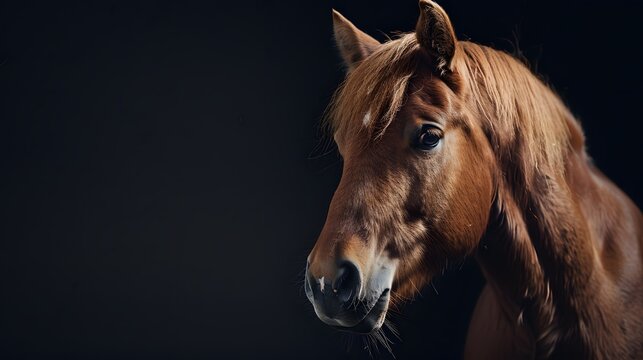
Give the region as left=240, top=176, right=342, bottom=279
left=415, top=126, right=442, bottom=150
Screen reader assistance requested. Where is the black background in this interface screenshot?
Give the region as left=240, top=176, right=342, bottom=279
left=1, top=1, right=641, bottom=359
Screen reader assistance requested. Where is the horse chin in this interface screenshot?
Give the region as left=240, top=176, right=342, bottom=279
left=332, top=289, right=390, bottom=334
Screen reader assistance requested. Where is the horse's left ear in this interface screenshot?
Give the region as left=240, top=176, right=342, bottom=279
left=415, top=0, right=457, bottom=75
left=332, top=9, right=381, bottom=72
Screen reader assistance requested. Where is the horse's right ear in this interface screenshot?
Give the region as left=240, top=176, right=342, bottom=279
left=415, top=0, right=457, bottom=75
left=332, top=9, right=381, bottom=72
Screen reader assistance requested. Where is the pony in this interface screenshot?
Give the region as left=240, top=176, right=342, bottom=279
left=304, top=1, right=642, bottom=358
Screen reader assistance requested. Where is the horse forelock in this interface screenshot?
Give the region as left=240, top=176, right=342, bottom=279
left=326, top=34, right=421, bottom=147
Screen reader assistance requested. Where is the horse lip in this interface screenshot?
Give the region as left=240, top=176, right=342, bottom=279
left=332, top=289, right=390, bottom=334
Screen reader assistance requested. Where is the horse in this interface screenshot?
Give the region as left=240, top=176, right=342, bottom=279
left=303, top=1, right=643, bottom=358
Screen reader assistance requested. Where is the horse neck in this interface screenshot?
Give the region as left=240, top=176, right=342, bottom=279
left=475, top=113, right=630, bottom=358
left=455, top=42, right=639, bottom=356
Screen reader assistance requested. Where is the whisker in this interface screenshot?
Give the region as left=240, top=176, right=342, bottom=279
left=430, top=281, right=439, bottom=295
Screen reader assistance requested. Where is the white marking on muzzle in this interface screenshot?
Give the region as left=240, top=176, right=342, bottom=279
left=365, top=253, right=398, bottom=300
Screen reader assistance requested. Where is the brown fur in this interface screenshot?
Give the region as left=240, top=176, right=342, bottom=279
left=310, top=2, right=643, bottom=358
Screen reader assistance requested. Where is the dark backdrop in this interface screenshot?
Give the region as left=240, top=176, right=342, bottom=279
left=1, top=1, right=641, bottom=359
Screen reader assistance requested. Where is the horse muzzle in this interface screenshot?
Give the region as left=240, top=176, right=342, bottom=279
left=304, top=257, right=396, bottom=334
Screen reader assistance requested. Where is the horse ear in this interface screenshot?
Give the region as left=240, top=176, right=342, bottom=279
left=415, top=0, right=457, bottom=75
left=332, top=9, right=381, bottom=72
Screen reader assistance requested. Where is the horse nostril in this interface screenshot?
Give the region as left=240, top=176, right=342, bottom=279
left=333, top=261, right=361, bottom=304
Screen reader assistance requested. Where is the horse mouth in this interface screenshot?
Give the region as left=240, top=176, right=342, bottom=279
left=332, top=289, right=390, bottom=334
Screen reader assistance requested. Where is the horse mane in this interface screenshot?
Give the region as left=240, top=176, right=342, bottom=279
left=327, top=33, right=583, bottom=189
left=456, top=41, right=580, bottom=188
